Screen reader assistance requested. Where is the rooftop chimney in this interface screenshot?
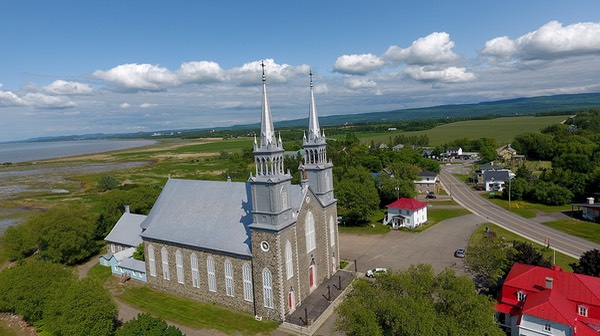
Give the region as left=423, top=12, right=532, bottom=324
left=545, top=277, right=553, bottom=289
left=124, top=205, right=130, bottom=214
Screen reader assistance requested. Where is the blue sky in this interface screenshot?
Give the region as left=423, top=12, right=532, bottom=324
left=1, top=1, right=600, bottom=142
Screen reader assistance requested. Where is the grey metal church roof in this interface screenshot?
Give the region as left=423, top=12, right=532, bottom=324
left=141, top=179, right=304, bottom=257
left=105, top=212, right=146, bottom=247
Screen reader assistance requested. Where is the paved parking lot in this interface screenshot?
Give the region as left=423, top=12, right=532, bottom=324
left=338, top=213, right=486, bottom=275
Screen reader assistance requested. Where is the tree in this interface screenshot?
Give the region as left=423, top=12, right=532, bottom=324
left=570, top=249, right=600, bottom=277
left=335, top=166, right=380, bottom=225
left=44, top=278, right=118, bottom=336
left=35, top=203, right=99, bottom=265
left=133, top=243, right=145, bottom=261
left=335, top=264, right=504, bottom=336
left=116, top=313, right=185, bottom=336
left=98, top=174, right=121, bottom=191
left=0, top=221, right=38, bottom=261
left=464, top=235, right=512, bottom=288
left=0, top=259, right=74, bottom=323
left=507, top=241, right=551, bottom=269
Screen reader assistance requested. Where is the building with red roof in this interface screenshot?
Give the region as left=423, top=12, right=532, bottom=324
left=496, top=262, right=600, bottom=335
left=383, top=198, right=428, bottom=230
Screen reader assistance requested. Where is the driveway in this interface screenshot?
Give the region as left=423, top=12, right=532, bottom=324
left=338, top=213, right=486, bottom=275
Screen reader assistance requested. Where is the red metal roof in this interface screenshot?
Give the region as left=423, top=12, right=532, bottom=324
left=386, top=198, right=427, bottom=211
left=497, top=263, right=600, bottom=335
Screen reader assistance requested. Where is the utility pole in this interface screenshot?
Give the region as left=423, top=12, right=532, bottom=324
left=508, top=176, right=511, bottom=211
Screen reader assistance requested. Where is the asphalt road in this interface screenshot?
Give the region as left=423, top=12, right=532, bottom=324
left=439, top=165, right=600, bottom=258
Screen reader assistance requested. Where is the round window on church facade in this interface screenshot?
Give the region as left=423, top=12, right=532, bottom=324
left=261, top=241, right=270, bottom=251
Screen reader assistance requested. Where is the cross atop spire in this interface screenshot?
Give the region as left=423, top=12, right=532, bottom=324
left=258, top=61, right=277, bottom=149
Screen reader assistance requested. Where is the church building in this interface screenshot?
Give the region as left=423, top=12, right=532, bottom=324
left=139, top=65, right=339, bottom=321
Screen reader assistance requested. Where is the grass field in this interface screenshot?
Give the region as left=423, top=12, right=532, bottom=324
left=485, top=196, right=571, bottom=219
left=542, top=219, right=600, bottom=245
left=120, top=286, right=278, bottom=335
left=352, top=115, right=567, bottom=146
left=469, top=223, right=576, bottom=271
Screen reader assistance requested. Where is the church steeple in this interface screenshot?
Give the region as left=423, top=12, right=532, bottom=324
left=249, top=62, right=293, bottom=231
left=258, top=61, right=279, bottom=150
left=307, top=70, right=321, bottom=142
left=301, top=71, right=334, bottom=205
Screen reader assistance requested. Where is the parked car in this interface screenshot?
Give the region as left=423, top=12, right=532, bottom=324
left=454, top=248, right=466, bottom=258
left=366, top=268, right=388, bottom=278
left=426, top=192, right=436, bottom=199
left=475, top=185, right=485, bottom=191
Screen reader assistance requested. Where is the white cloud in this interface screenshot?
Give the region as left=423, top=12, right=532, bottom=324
left=0, top=88, right=75, bottom=108
left=482, top=21, right=600, bottom=60
left=345, top=77, right=377, bottom=90
left=383, top=32, right=459, bottom=65
left=405, top=66, right=476, bottom=83
left=120, top=102, right=130, bottom=108
left=44, top=80, right=93, bottom=95
left=93, top=63, right=180, bottom=91
left=0, top=89, right=25, bottom=106
left=177, top=61, right=227, bottom=83
left=21, top=92, right=77, bottom=108
left=140, top=103, right=157, bottom=108
left=229, top=59, right=309, bottom=85
left=333, top=54, right=384, bottom=75
left=481, top=36, right=516, bottom=59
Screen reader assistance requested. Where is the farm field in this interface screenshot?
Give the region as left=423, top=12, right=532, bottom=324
left=351, top=115, right=568, bottom=146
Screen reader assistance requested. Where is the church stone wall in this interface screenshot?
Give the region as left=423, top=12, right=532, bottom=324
left=294, top=191, right=338, bottom=302
left=144, top=240, right=254, bottom=315
left=251, top=229, right=285, bottom=321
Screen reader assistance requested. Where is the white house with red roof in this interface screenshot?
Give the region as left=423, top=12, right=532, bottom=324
left=496, top=263, right=600, bottom=336
left=383, top=198, right=428, bottom=230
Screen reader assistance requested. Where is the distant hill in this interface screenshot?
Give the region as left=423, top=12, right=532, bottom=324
left=268, top=92, right=600, bottom=129
left=24, top=92, right=600, bottom=142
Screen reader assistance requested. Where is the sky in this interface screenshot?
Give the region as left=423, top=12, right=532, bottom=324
left=1, top=1, right=600, bottom=142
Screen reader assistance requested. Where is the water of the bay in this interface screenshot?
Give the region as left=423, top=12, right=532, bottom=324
left=0, top=139, right=156, bottom=164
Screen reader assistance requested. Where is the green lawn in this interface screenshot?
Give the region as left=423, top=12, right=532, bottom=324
left=413, top=208, right=471, bottom=232
left=542, top=219, right=600, bottom=245
left=470, top=224, right=576, bottom=271
left=485, top=196, right=571, bottom=219
left=119, top=286, right=278, bottom=335
left=86, top=263, right=113, bottom=284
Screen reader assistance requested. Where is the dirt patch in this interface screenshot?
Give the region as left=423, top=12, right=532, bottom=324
left=152, top=152, right=216, bottom=160
left=0, top=314, right=37, bottom=336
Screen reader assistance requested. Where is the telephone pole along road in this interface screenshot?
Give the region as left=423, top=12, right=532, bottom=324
left=439, top=166, right=600, bottom=259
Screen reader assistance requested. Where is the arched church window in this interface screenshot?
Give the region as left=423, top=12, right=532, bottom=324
left=161, top=247, right=170, bottom=280
left=329, top=215, right=335, bottom=247
left=262, top=268, right=274, bottom=308
left=175, top=250, right=184, bottom=284
left=207, top=256, right=216, bottom=292
left=224, top=259, right=234, bottom=297
left=190, top=253, right=199, bottom=288
left=242, top=263, right=253, bottom=302
left=148, top=244, right=156, bottom=277
left=286, top=240, right=293, bottom=279
left=306, top=212, right=316, bottom=253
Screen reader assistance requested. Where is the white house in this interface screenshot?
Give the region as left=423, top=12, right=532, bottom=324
left=414, top=171, right=439, bottom=194
left=383, top=198, right=428, bottom=230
